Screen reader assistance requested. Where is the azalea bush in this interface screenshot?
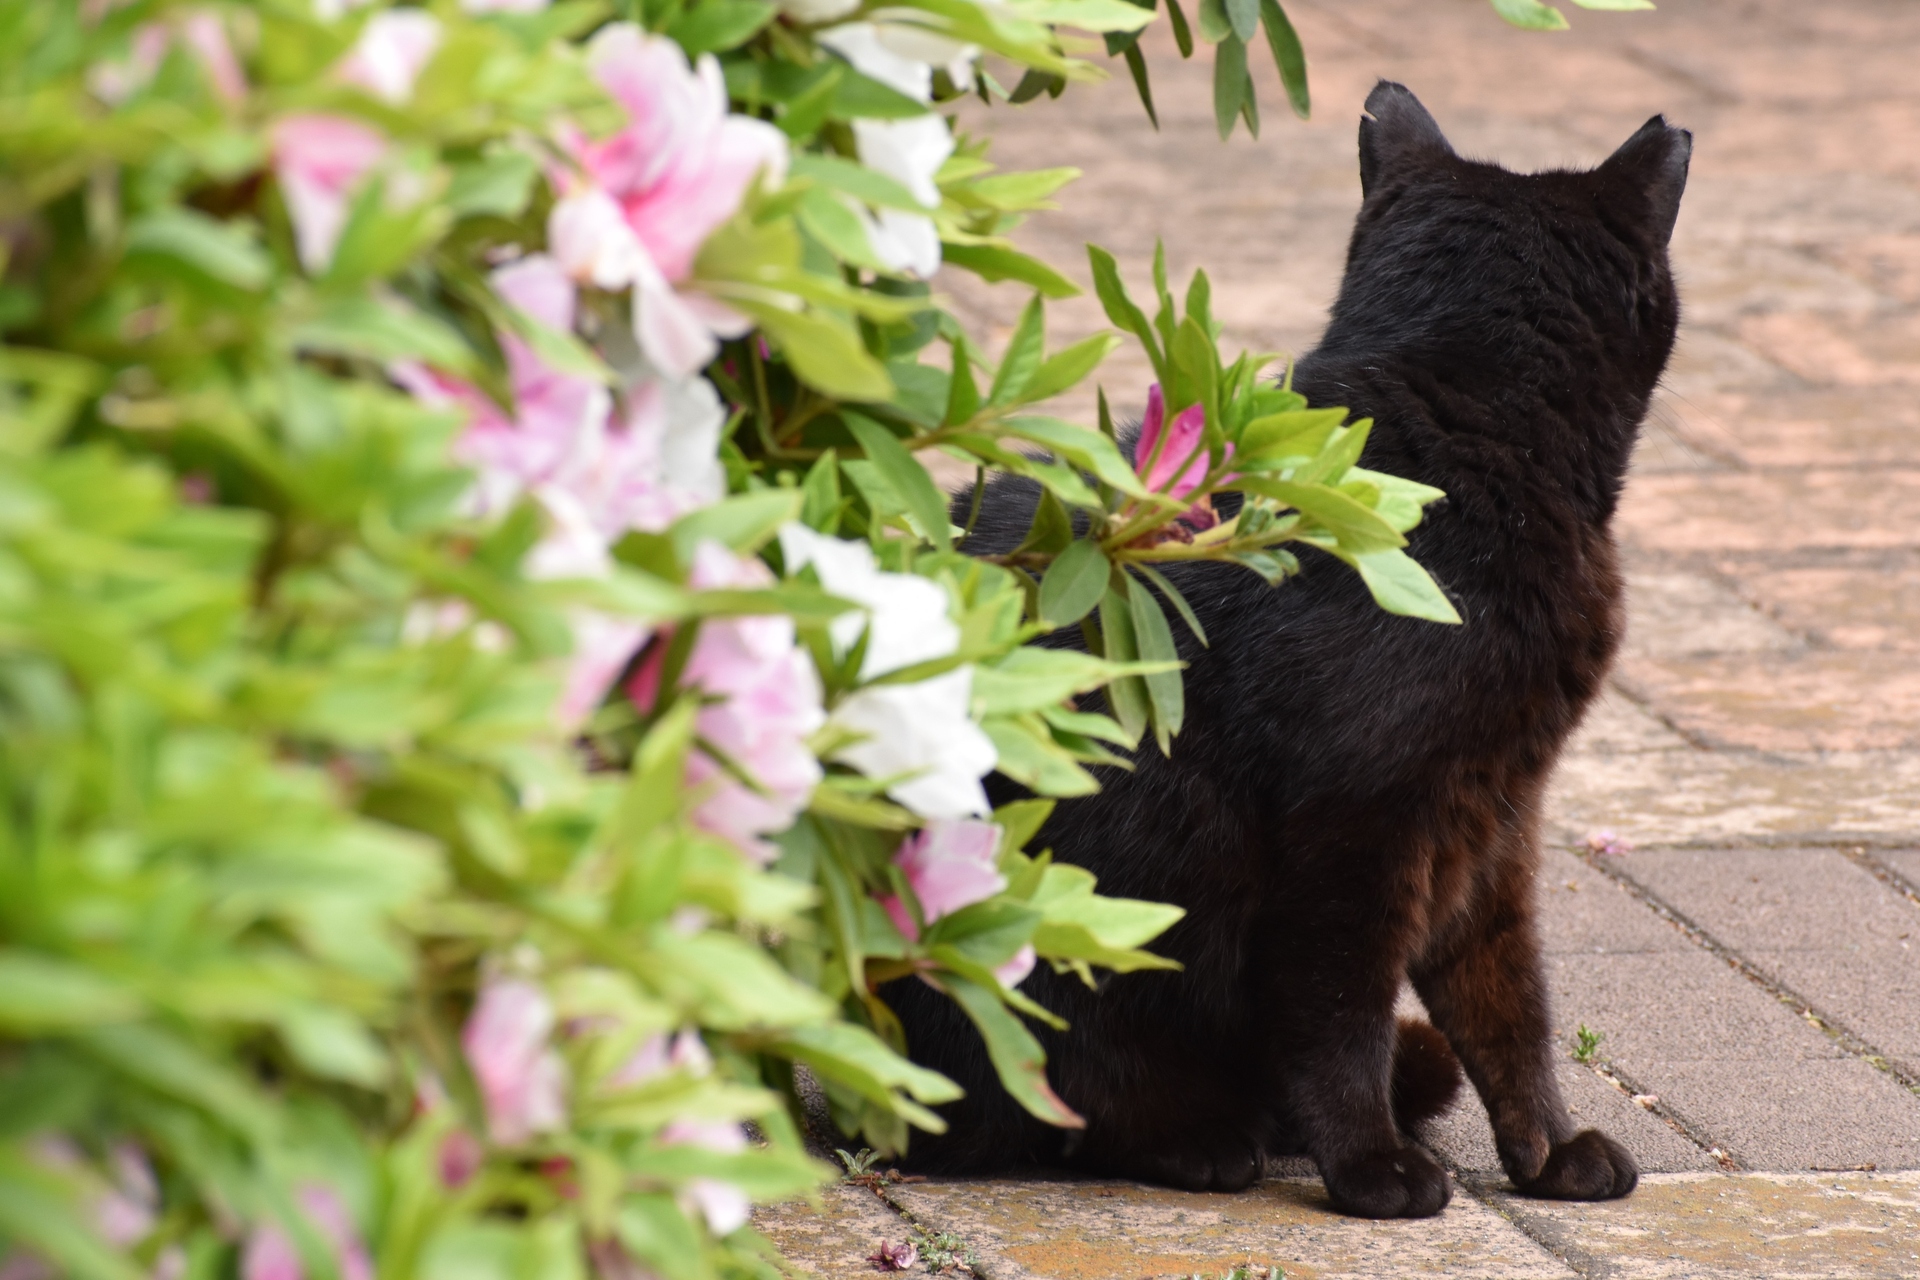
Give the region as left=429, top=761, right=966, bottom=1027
left=0, top=0, right=1633, bottom=1275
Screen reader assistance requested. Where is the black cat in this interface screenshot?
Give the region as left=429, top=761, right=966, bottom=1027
left=887, top=81, right=1690, bottom=1218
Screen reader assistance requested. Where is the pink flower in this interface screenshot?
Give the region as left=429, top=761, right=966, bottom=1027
left=607, top=1028, right=711, bottom=1090
left=878, top=819, right=1005, bottom=939
left=336, top=10, right=441, bottom=105
left=1136, top=384, right=1211, bottom=498
left=271, top=114, right=388, bottom=273
left=437, top=1131, right=484, bottom=1189
left=660, top=1120, right=750, bottom=1236
left=629, top=542, right=824, bottom=863
left=549, top=25, right=787, bottom=376
left=1584, top=830, right=1634, bottom=856
left=240, top=1184, right=372, bottom=1280
left=462, top=977, right=567, bottom=1144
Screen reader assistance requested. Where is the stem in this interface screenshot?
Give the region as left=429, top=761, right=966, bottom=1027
left=960, top=465, right=986, bottom=545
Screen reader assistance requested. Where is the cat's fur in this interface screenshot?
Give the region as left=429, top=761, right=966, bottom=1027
left=885, top=82, right=1690, bottom=1218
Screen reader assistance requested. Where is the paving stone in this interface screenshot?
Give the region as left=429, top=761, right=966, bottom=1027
left=1617, top=847, right=1920, bottom=1074
left=1880, top=851, right=1920, bottom=898
left=1619, top=571, right=1800, bottom=661
left=1739, top=563, right=1920, bottom=651
left=888, top=1177, right=1576, bottom=1280
left=1564, top=685, right=1694, bottom=757
left=1740, top=310, right=1920, bottom=388
left=1538, top=848, right=1692, bottom=958
left=1490, top=1171, right=1920, bottom=1280
left=1675, top=389, right=1920, bottom=469
left=1614, top=651, right=1920, bottom=751
left=1618, top=469, right=1920, bottom=554
left=1421, top=1059, right=1719, bottom=1177
left=753, top=1183, right=914, bottom=1279
left=1546, top=748, right=1920, bottom=848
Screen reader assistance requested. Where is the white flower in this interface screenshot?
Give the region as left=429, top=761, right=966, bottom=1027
left=778, top=523, right=957, bottom=678
left=831, top=667, right=996, bottom=818
left=336, top=9, right=441, bottom=105
left=851, top=115, right=953, bottom=211
left=852, top=203, right=943, bottom=278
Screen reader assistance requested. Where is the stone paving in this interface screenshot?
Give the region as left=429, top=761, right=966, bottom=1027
left=758, top=0, right=1920, bottom=1273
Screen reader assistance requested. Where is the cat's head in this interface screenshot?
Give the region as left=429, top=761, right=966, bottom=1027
left=1332, top=81, right=1690, bottom=390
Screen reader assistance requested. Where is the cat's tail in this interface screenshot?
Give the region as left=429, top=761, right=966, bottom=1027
left=1392, top=1017, right=1464, bottom=1131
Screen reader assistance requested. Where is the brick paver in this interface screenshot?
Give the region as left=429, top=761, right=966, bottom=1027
left=758, top=0, right=1920, bottom=1272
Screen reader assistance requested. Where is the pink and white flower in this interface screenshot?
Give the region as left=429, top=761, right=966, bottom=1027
left=660, top=1120, right=751, bottom=1236
left=271, top=114, right=388, bottom=274
left=240, top=1184, right=372, bottom=1280
left=878, top=819, right=1004, bottom=937
left=608, top=1027, right=711, bottom=1090
left=336, top=9, right=442, bottom=105
left=548, top=25, right=788, bottom=375
left=462, top=977, right=568, bottom=1145
left=628, top=541, right=825, bottom=863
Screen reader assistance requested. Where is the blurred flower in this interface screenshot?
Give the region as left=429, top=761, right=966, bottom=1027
left=437, top=1130, right=484, bottom=1189
left=462, top=977, right=568, bottom=1144
left=271, top=114, right=388, bottom=273
left=549, top=25, right=787, bottom=376
left=871, top=1240, right=919, bottom=1271
left=608, top=1027, right=711, bottom=1090
left=831, top=667, right=996, bottom=819
left=628, top=542, right=824, bottom=863
left=660, top=1120, right=750, bottom=1236
left=1584, top=830, right=1634, bottom=856
left=462, top=0, right=550, bottom=11
left=777, top=523, right=957, bottom=679
left=311, top=0, right=373, bottom=19
left=1136, top=383, right=1210, bottom=499
left=878, top=819, right=1004, bottom=937
left=88, top=10, right=245, bottom=105
left=240, top=1184, right=372, bottom=1280
left=336, top=9, right=441, bottom=105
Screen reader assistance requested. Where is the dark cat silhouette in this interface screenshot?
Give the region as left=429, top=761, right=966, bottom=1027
left=886, top=81, right=1690, bottom=1218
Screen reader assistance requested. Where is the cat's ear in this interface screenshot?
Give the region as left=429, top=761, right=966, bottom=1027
left=1358, top=81, right=1454, bottom=197
left=1599, top=115, right=1692, bottom=245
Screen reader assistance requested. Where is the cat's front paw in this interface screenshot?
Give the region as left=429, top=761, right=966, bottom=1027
left=1515, top=1129, right=1637, bottom=1200
left=1322, top=1144, right=1452, bottom=1218
left=1115, top=1141, right=1262, bottom=1193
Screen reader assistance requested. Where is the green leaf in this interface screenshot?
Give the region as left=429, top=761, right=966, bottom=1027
left=984, top=714, right=1100, bottom=797
left=1196, top=0, right=1234, bottom=41
left=666, top=0, right=776, bottom=54
left=1129, top=562, right=1207, bottom=645
left=790, top=153, right=925, bottom=212
left=1019, top=332, right=1122, bottom=406
left=445, top=150, right=540, bottom=218
left=1008, top=0, right=1157, bottom=31
left=843, top=412, right=952, bottom=550
left=973, top=645, right=1148, bottom=717
left=0, top=1158, right=144, bottom=1280
left=1212, top=35, right=1250, bottom=140
left=1000, top=416, right=1154, bottom=500
left=1126, top=573, right=1185, bottom=749
left=1223, top=0, right=1259, bottom=43
left=1012, top=485, right=1073, bottom=556
left=1038, top=539, right=1109, bottom=628
left=0, top=953, right=142, bottom=1032
left=937, top=973, right=1084, bottom=1127
left=940, top=243, right=1080, bottom=298
left=1233, top=477, right=1406, bottom=552
left=1121, top=42, right=1158, bottom=128
left=124, top=208, right=270, bottom=289
left=1166, top=0, right=1196, bottom=55
left=1087, top=245, right=1162, bottom=374
left=745, top=304, right=893, bottom=402
left=670, top=488, right=803, bottom=559
left=1259, top=0, right=1311, bottom=118
left=988, top=294, right=1047, bottom=406
left=797, top=186, right=884, bottom=271
left=1490, top=0, right=1570, bottom=28
left=1096, top=588, right=1149, bottom=742
left=291, top=296, right=476, bottom=372
left=1351, top=548, right=1462, bottom=623
left=800, top=451, right=843, bottom=532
